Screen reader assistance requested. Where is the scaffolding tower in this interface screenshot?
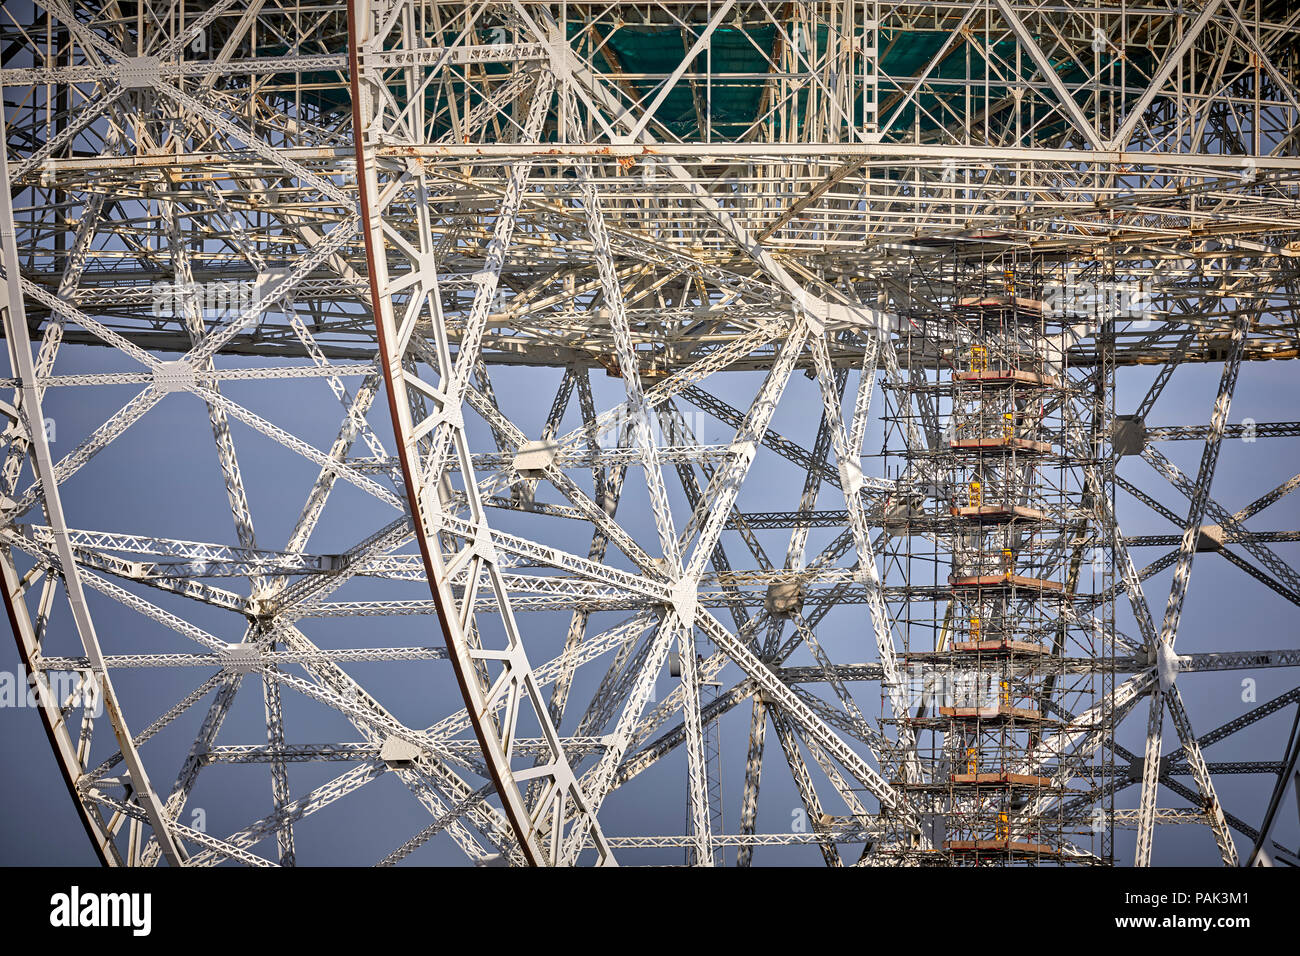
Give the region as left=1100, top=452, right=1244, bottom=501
left=880, top=257, right=1116, bottom=864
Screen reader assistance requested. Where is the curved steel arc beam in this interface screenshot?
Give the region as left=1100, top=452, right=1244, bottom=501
left=346, top=0, right=611, bottom=867
left=0, top=132, right=184, bottom=866
left=0, top=561, right=118, bottom=865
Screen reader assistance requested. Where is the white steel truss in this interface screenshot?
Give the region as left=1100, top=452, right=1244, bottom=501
left=0, top=0, right=1297, bottom=866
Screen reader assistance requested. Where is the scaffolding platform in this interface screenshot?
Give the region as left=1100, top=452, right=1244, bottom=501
left=950, top=573, right=1065, bottom=593
left=956, top=295, right=1046, bottom=314
left=901, top=711, right=1060, bottom=730
left=950, top=504, right=1048, bottom=523
left=904, top=642, right=1055, bottom=665
left=939, top=704, right=1044, bottom=721
left=949, top=436, right=1053, bottom=455
left=951, top=639, right=1050, bottom=655
left=950, top=771, right=1054, bottom=788
left=903, top=640, right=1049, bottom=661
left=944, top=839, right=1061, bottom=860
left=893, top=772, right=1059, bottom=792
left=952, top=369, right=1059, bottom=388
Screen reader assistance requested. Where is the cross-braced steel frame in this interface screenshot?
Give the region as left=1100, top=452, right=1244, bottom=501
left=1, top=0, right=1299, bottom=866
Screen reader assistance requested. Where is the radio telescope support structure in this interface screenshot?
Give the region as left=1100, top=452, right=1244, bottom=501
left=1, top=0, right=1299, bottom=866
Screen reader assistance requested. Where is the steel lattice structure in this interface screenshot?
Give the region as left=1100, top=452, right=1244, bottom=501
left=1, top=0, right=1298, bottom=866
